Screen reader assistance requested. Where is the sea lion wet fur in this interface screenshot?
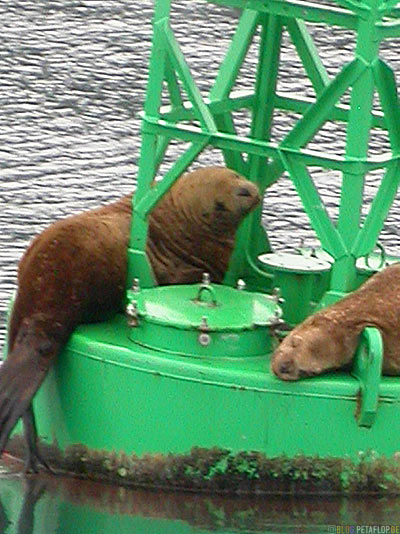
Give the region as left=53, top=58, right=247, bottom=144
left=0, top=166, right=260, bottom=469
left=271, top=262, right=400, bottom=381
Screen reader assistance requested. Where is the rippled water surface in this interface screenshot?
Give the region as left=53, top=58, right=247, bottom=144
left=2, top=0, right=400, bottom=344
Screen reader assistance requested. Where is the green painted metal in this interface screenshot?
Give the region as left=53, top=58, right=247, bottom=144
left=10, top=0, right=400, bottom=492
left=5, top=308, right=399, bottom=496
left=17, top=314, right=400, bottom=461
left=258, top=252, right=331, bottom=324
left=121, top=0, right=400, bottom=472
left=126, top=283, right=281, bottom=357
left=352, top=327, right=384, bottom=428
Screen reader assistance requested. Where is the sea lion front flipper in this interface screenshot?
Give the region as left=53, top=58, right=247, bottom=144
left=0, top=317, right=61, bottom=466
left=22, top=406, right=54, bottom=474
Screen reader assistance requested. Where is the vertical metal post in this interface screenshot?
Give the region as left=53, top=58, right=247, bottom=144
left=332, top=1, right=381, bottom=292
left=224, top=14, right=283, bottom=285
left=209, top=9, right=260, bottom=174
left=127, top=0, right=173, bottom=288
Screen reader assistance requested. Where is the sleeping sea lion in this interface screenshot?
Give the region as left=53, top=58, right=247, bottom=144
left=0, top=166, right=260, bottom=469
left=271, top=262, right=400, bottom=381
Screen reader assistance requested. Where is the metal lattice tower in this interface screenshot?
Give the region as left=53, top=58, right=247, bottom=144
left=128, top=0, right=400, bottom=307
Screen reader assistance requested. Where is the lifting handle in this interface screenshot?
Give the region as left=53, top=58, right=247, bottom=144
left=194, top=284, right=218, bottom=307
left=351, top=327, right=384, bottom=428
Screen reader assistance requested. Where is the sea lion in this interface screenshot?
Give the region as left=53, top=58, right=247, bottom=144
left=271, top=262, right=400, bottom=381
left=0, top=166, right=260, bottom=469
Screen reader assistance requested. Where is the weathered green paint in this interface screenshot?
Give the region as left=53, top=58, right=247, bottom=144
left=127, top=283, right=281, bottom=357
left=352, top=327, right=384, bottom=427
left=11, top=313, right=399, bottom=460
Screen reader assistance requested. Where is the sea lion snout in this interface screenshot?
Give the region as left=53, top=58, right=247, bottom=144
left=273, top=357, right=300, bottom=381
left=271, top=350, right=301, bottom=381
left=271, top=333, right=302, bottom=380
left=272, top=355, right=322, bottom=380
left=271, top=318, right=354, bottom=381
left=191, top=169, right=261, bottom=232
left=271, top=332, right=320, bottom=381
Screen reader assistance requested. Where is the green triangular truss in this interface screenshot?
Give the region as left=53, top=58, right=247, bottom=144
left=128, top=0, right=400, bottom=299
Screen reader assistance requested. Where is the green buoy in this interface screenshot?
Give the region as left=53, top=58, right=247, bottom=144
left=7, top=0, right=400, bottom=494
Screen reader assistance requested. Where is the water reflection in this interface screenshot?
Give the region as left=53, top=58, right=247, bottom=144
left=2, top=478, right=46, bottom=534
left=1, top=459, right=400, bottom=534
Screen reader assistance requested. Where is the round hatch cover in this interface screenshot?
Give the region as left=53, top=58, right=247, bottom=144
left=126, top=283, right=281, bottom=358
left=259, top=252, right=331, bottom=274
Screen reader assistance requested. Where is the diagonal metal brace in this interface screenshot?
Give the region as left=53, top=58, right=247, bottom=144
left=351, top=327, right=384, bottom=428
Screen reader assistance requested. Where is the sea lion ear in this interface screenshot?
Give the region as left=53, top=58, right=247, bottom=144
left=308, top=316, right=318, bottom=326
left=290, top=335, right=302, bottom=348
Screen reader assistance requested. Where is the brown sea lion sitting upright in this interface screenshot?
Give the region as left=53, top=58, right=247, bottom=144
left=271, top=262, right=400, bottom=381
left=0, top=166, right=260, bottom=469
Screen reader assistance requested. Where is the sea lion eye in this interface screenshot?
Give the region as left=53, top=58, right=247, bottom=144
left=237, top=187, right=252, bottom=197
left=290, top=335, right=302, bottom=348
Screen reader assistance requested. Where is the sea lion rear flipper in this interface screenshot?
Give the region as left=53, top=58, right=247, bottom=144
left=0, top=357, right=46, bottom=462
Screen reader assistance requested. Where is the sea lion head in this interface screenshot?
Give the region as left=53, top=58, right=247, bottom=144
left=148, top=166, right=261, bottom=285
left=270, top=315, right=357, bottom=381
left=172, top=166, right=261, bottom=234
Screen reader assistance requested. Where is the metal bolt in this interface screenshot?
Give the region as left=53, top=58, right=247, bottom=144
left=202, top=272, right=211, bottom=285
left=132, top=278, right=140, bottom=292
left=197, top=316, right=211, bottom=345
left=272, top=287, right=284, bottom=305
left=198, top=315, right=211, bottom=345
left=237, top=279, right=246, bottom=291
left=198, top=332, right=211, bottom=346
left=200, top=316, right=209, bottom=331
left=126, top=301, right=139, bottom=327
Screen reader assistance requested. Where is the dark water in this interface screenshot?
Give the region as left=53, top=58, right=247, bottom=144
left=2, top=0, right=400, bottom=530
left=2, top=459, right=400, bottom=534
